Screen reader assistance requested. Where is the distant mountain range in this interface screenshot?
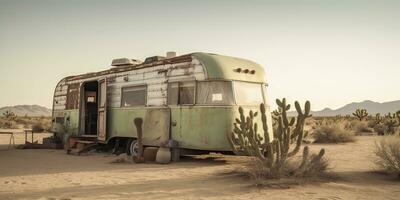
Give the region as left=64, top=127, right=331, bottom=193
left=1, top=100, right=399, bottom=117
left=309, top=100, right=400, bottom=116
left=0, top=105, right=52, bottom=117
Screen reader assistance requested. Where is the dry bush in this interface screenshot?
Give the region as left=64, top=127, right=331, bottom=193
left=374, top=124, right=386, bottom=136
left=313, top=125, right=355, bottom=143
left=242, top=153, right=330, bottom=185
left=353, top=122, right=373, bottom=135
left=31, top=123, right=45, bottom=132
left=290, top=154, right=330, bottom=178
left=341, top=119, right=359, bottom=131
left=0, top=116, right=51, bottom=130
left=374, top=136, right=400, bottom=178
left=367, top=120, right=376, bottom=128
left=0, top=118, right=18, bottom=129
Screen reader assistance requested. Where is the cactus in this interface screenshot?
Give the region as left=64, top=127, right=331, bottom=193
left=396, top=111, right=400, bottom=124
left=384, top=113, right=399, bottom=135
left=2, top=110, right=16, bottom=119
left=375, top=113, right=383, bottom=125
left=352, top=109, right=368, bottom=121
left=227, top=98, right=325, bottom=177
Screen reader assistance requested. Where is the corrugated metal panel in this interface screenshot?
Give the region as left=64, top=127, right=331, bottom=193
left=53, top=56, right=206, bottom=110
left=54, top=105, right=66, bottom=110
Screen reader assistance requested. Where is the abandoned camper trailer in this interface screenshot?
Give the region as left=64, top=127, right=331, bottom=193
left=51, top=52, right=273, bottom=162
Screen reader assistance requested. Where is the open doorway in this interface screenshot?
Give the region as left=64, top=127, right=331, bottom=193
left=81, top=81, right=98, bottom=135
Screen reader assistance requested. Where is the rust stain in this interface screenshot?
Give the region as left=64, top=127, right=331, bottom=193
left=66, top=54, right=193, bottom=82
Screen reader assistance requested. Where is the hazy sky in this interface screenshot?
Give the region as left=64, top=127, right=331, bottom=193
left=0, top=0, right=399, bottom=110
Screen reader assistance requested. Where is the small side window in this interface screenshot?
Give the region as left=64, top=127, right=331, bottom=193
left=66, top=83, right=79, bottom=109
left=167, top=82, right=195, bottom=105
left=121, top=85, right=146, bottom=107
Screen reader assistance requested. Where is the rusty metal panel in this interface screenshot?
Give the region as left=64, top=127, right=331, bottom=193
left=142, top=108, right=170, bottom=146
left=53, top=54, right=206, bottom=112
left=107, top=107, right=170, bottom=146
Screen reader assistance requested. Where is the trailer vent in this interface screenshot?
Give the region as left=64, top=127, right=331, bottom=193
left=111, top=58, right=142, bottom=67
left=144, top=56, right=165, bottom=64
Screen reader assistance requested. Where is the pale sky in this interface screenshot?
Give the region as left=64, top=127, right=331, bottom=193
left=0, top=0, right=399, bottom=110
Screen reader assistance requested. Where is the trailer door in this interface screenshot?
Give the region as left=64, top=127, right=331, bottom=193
left=97, top=78, right=107, bottom=142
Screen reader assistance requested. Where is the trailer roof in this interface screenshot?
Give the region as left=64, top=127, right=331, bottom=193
left=193, top=53, right=266, bottom=83
left=63, top=52, right=266, bottom=83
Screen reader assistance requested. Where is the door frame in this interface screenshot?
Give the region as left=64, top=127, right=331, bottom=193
left=97, top=78, right=107, bottom=142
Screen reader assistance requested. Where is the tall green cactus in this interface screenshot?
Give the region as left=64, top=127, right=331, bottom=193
left=353, top=108, right=368, bottom=121
left=227, top=98, right=325, bottom=176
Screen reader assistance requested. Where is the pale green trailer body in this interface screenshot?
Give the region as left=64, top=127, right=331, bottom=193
left=51, top=53, right=273, bottom=152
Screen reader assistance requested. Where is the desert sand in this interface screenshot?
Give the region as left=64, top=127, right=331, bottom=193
left=0, top=132, right=399, bottom=200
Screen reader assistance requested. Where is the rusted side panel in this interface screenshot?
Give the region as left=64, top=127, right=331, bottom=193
left=53, top=80, right=68, bottom=111
left=107, top=107, right=170, bottom=146
left=65, top=54, right=193, bottom=82
left=51, top=56, right=206, bottom=140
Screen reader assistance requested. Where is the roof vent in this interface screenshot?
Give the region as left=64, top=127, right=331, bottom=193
left=111, top=58, right=142, bottom=67
left=144, top=56, right=165, bottom=64
left=166, top=51, right=177, bottom=58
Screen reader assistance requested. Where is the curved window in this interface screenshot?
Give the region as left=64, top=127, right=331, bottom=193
left=196, top=81, right=234, bottom=105
left=234, top=82, right=264, bottom=105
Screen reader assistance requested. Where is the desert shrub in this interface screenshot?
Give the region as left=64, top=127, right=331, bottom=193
left=0, top=121, right=18, bottom=129
left=367, top=120, right=376, bottom=129
left=14, top=117, right=35, bottom=128
left=353, top=122, right=373, bottom=134
left=374, top=124, right=386, bottom=136
left=374, top=136, right=400, bottom=178
left=290, top=150, right=329, bottom=178
left=342, top=119, right=359, bottom=131
left=31, top=123, right=45, bottom=132
left=313, top=125, right=355, bottom=143
left=243, top=151, right=329, bottom=184
left=342, top=121, right=353, bottom=131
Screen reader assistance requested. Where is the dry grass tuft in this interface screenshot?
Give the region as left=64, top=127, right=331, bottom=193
left=31, top=123, right=45, bottom=132
left=240, top=153, right=330, bottom=185
left=313, top=125, right=355, bottom=143
left=353, top=122, right=373, bottom=133
left=374, top=136, right=400, bottom=178
left=374, top=124, right=386, bottom=136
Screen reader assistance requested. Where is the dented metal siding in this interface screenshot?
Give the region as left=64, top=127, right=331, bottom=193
left=53, top=80, right=68, bottom=111
left=52, top=56, right=205, bottom=113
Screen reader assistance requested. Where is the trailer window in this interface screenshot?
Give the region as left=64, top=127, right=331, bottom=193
left=235, top=82, right=264, bottom=105
left=121, top=85, right=146, bottom=107
left=196, top=81, right=234, bottom=105
left=168, top=82, right=195, bottom=105
left=66, top=83, right=79, bottom=109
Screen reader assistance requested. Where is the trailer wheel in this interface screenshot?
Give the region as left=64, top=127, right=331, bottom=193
left=128, top=139, right=139, bottom=157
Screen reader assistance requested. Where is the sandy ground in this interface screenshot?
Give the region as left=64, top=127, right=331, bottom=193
left=0, top=131, right=399, bottom=200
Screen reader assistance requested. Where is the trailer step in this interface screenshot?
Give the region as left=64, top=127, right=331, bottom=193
left=66, top=137, right=98, bottom=155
